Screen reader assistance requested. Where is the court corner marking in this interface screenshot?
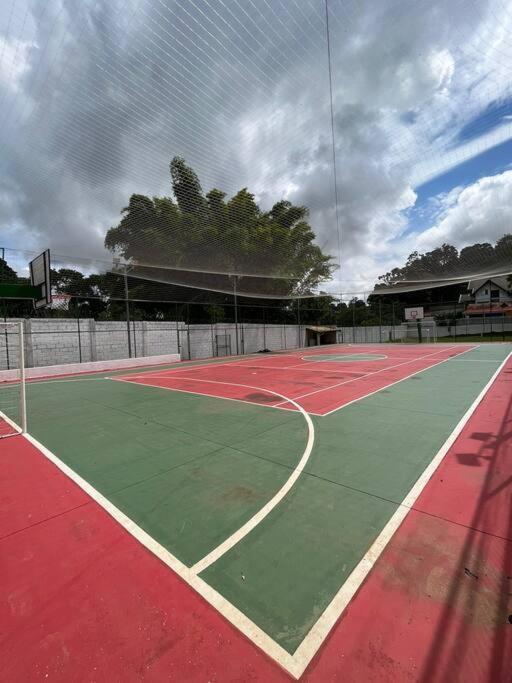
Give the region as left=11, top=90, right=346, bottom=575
left=20, top=430, right=301, bottom=678
left=290, top=348, right=512, bottom=677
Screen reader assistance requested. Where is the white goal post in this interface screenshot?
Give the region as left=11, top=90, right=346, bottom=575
left=0, top=322, right=27, bottom=438
left=402, top=320, right=438, bottom=343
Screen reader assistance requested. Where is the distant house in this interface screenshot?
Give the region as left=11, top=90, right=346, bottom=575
left=459, top=276, right=512, bottom=316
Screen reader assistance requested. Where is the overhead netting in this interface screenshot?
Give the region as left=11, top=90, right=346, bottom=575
left=1, top=1, right=512, bottom=299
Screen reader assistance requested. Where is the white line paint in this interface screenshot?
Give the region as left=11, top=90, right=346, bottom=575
left=19, top=432, right=299, bottom=677
left=123, top=362, right=366, bottom=378
left=110, top=376, right=296, bottom=414
left=273, top=344, right=471, bottom=407
left=13, top=346, right=510, bottom=679
left=320, top=345, right=478, bottom=417
left=301, top=354, right=388, bottom=362
left=191, top=407, right=315, bottom=574
left=0, top=409, right=22, bottom=438
left=114, top=374, right=315, bottom=574
left=291, top=349, right=512, bottom=677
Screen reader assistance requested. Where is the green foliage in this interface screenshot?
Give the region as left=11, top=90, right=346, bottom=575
left=376, top=235, right=512, bottom=306
left=105, top=157, right=334, bottom=296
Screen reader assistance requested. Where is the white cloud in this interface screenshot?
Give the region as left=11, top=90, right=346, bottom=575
left=416, top=170, right=512, bottom=251
left=1, top=0, right=512, bottom=296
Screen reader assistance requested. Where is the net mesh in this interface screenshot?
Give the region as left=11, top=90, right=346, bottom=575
left=1, top=1, right=512, bottom=299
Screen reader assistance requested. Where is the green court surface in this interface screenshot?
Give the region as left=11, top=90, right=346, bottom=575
left=20, top=344, right=511, bottom=655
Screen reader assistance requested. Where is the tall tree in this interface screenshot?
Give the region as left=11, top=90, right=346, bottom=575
left=105, top=157, right=334, bottom=297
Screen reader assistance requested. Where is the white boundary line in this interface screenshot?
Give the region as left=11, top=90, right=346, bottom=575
left=12, top=348, right=511, bottom=679
left=110, top=376, right=302, bottom=414
left=111, top=346, right=477, bottom=418
left=301, top=353, right=388, bottom=362
left=320, top=345, right=478, bottom=417
left=19, top=431, right=299, bottom=676
left=273, top=345, right=471, bottom=408
left=0, top=409, right=22, bottom=438
left=114, top=375, right=315, bottom=573
left=291, top=349, right=512, bottom=674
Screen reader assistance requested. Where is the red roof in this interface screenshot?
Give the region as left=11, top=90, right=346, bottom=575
left=465, top=303, right=512, bottom=315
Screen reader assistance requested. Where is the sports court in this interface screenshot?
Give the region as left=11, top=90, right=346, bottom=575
left=2, top=338, right=511, bottom=680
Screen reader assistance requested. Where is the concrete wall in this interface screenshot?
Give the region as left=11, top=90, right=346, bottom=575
left=2, top=316, right=511, bottom=370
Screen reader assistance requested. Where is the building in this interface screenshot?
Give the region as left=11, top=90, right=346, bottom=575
left=460, top=276, right=512, bottom=316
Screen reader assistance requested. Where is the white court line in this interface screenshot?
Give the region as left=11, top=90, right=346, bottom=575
left=122, top=363, right=365, bottom=380
left=0, top=409, right=22, bottom=437
left=273, top=344, right=472, bottom=407
left=114, top=375, right=315, bottom=573
left=110, top=376, right=301, bottom=414
left=320, top=345, right=478, bottom=417
left=301, top=354, right=388, bottom=362
left=16, top=348, right=510, bottom=678
left=19, top=432, right=299, bottom=677
left=291, top=349, right=512, bottom=675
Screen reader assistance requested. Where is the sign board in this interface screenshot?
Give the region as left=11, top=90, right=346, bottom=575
left=404, top=306, right=424, bottom=321
left=29, top=249, right=52, bottom=309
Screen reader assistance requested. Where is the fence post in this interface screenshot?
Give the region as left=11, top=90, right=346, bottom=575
left=89, top=319, right=97, bottom=361
left=77, top=308, right=82, bottom=362
left=18, top=321, right=27, bottom=433
left=23, top=319, right=33, bottom=368
left=296, top=298, right=300, bottom=348
left=263, top=306, right=267, bottom=349
left=175, top=304, right=180, bottom=355
left=123, top=267, right=132, bottom=358
left=233, top=276, right=239, bottom=355
left=132, top=319, right=137, bottom=357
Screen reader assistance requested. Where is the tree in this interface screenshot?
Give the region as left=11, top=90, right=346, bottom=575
left=0, top=257, right=18, bottom=283
left=375, top=235, right=512, bottom=305
left=105, top=157, right=334, bottom=298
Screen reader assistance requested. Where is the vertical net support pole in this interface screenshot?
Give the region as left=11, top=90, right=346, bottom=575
left=263, top=305, right=267, bottom=349
left=124, top=267, right=132, bottom=358
left=18, top=321, right=27, bottom=434
left=296, top=298, right=300, bottom=349
left=233, top=276, right=239, bottom=355
left=378, top=299, right=382, bottom=343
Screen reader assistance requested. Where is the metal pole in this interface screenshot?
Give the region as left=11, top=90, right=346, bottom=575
left=378, top=299, right=382, bottom=343
left=77, top=306, right=82, bottom=362
left=187, top=303, right=191, bottom=360
left=392, top=301, right=395, bottom=342
left=297, top=298, right=301, bottom=348
left=124, top=267, right=132, bottom=358
left=263, top=305, right=267, bottom=349
left=352, top=301, right=355, bottom=343
left=18, top=321, right=27, bottom=433
left=233, top=276, right=239, bottom=355
left=175, top=303, right=180, bottom=355
left=4, top=300, right=10, bottom=370
left=489, top=293, right=493, bottom=338
left=132, top=319, right=137, bottom=357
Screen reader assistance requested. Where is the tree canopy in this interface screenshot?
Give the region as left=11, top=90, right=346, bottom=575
left=104, top=157, right=333, bottom=297
left=375, top=234, right=512, bottom=304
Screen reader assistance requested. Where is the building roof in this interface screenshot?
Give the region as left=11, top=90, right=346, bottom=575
left=466, top=303, right=512, bottom=315
left=467, top=276, right=510, bottom=293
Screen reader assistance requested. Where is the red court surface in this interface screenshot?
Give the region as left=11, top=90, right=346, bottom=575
left=112, top=343, right=476, bottom=415
left=1, top=352, right=511, bottom=681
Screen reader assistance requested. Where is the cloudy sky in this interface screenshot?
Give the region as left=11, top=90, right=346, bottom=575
left=1, top=0, right=512, bottom=296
